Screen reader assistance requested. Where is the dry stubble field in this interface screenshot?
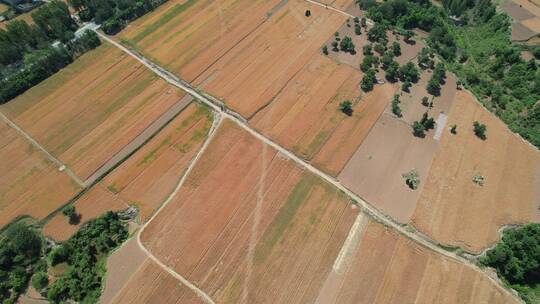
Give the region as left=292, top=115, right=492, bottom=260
left=41, top=103, right=213, bottom=241
left=0, top=121, right=81, bottom=227
left=412, top=90, right=540, bottom=253
left=126, top=120, right=519, bottom=303
left=0, top=42, right=187, bottom=182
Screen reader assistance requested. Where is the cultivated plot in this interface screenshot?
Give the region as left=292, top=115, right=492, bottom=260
left=0, top=42, right=187, bottom=182
left=104, top=103, right=213, bottom=221
left=140, top=121, right=359, bottom=303
left=412, top=90, right=540, bottom=253
left=316, top=220, right=519, bottom=304
left=0, top=121, right=81, bottom=227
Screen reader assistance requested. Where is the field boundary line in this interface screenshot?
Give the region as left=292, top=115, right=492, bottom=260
left=0, top=111, right=85, bottom=188
left=136, top=112, right=222, bottom=304
left=96, top=31, right=521, bottom=302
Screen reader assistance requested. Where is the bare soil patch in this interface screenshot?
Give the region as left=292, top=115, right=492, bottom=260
left=412, top=90, right=540, bottom=253
left=502, top=1, right=536, bottom=21
left=338, top=113, right=439, bottom=223
left=0, top=121, right=81, bottom=227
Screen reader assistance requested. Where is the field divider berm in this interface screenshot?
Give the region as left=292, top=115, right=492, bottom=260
left=94, top=30, right=520, bottom=302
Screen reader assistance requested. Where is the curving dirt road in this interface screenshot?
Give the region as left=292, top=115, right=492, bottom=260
left=95, top=30, right=519, bottom=303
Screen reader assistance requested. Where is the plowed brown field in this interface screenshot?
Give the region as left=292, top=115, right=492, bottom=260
left=43, top=184, right=127, bottom=241
left=0, top=121, right=81, bottom=227
left=0, top=42, right=186, bottom=181
left=412, top=90, right=540, bottom=252
left=316, top=220, right=519, bottom=304
left=104, top=103, right=213, bottom=221
left=140, top=120, right=360, bottom=303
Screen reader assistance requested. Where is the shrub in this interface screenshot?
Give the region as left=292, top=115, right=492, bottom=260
left=31, top=272, right=48, bottom=290
left=391, top=94, right=402, bottom=117
left=322, top=45, right=328, bottom=55
left=450, top=124, right=457, bottom=134
left=473, top=121, right=487, bottom=139
left=421, top=96, right=429, bottom=107
left=361, top=69, right=377, bottom=92
left=402, top=169, right=420, bottom=190
left=339, top=100, right=353, bottom=116
left=391, top=41, right=401, bottom=56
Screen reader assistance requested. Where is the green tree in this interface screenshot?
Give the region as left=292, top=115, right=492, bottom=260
left=5, top=224, right=42, bottom=260
left=339, top=100, right=353, bottom=116
left=391, top=41, right=401, bottom=56
left=367, top=23, right=387, bottom=43
left=427, top=77, right=441, bottom=96
left=450, top=124, right=457, bottom=134
left=385, top=61, right=399, bottom=83
left=339, top=36, right=356, bottom=54
left=391, top=94, right=402, bottom=117
left=374, top=43, right=385, bottom=55
left=361, top=69, right=377, bottom=92
left=363, top=44, right=373, bottom=56
left=31, top=272, right=48, bottom=290
left=412, top=121, right=426, bottom=137
left=322, top=45, right=328, bottom=55
left=421, top=96, right=429, bottom=107
left=473, top=121, right=487, bottom=139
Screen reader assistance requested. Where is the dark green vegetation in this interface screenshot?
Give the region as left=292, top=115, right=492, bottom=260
left=0, top=212, right=128, bottom=303
left=356, top=0, right=540, bottom=148
left=473, top=121, right=487, bottom=140
left=69, top=0, right=168, bottom=34
left=47, top=211, right=128, bottom=303
left=480, top=224, right=540, bottom=303
left=412, top=112, right=435, bottom=138
left=391, top=94, right=402, bottom=117
left=339, top=100, right=353, bottom=116
left=62, top=205, right=80, bottom=225
left=0, top=221, right=44, bottom=303
left=0, top=1, right=102, bottom=104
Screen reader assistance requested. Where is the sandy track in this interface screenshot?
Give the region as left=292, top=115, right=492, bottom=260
left=96, top=29, right=520, bottom=303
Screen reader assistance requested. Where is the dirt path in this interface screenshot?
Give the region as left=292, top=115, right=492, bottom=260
left=96, top=31, right=520, bottom=302
left=136, top=111, right=222, bottom=304
left=0, top=112, right=85, bottom=187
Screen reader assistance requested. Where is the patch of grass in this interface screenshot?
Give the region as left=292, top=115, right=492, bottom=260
left=137, top=137, right=171, bottom=167
left=107, top=183, right=120, bottom=194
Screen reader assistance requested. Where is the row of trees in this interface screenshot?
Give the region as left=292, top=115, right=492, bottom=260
left=0, top=30, right=101, bottom=103
left=69, top=0, right=168, bottom=34
left=0, top=1, right=76, bottom=67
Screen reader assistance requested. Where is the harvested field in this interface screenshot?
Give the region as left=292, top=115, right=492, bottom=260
left=194, top=0, right=348, bottom=118
left=412, top=90, right=540, bottom=252
left=250, top=54, right=395, bottom=176
left=0, top=42, right=186, bottom=181
left=522, top=17, right=540, bottom=33
left=140, top=120, right=361, bottom=303
left=512, top=0, right=540, bottom=17
left=104, top=103, right=213, bottom=221
left=316, top=219, right=519, bottom=304
left=0, top=121, right=81, bottom=227
left=118, top=0, right=283, bottom=82
left=42, top=184, right=127, bottom=241
left=511, top=21, right=538, bottom=40
left=502, top=0, right=536, bottom=21
left=106, top=252, right=203, bottom=304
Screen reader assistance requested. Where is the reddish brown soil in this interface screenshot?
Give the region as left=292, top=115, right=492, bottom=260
left=0, top=43, right=186, bottom=181
left=522, top=17, right=540, bottom=33
left=0, top=121, right=81, bottom=227
left=42, top=184, right=127, bottom=241
left=140, top=120, right=360, bottom=303
left=104, top=103, right=213, bottom=221
left=412, top=90, right=540, bottom=252
left=317, top=220, right=520, bottom=303
left=108, top=258, right=203, bottom=304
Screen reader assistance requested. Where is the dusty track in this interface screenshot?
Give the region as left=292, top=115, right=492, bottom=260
left=0, top=112, right=85, bottom=187
left=95, top=30, right=520, bottom=302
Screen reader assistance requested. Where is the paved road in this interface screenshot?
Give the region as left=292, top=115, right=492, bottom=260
left=96, top=30, right=518, bottom=302
left=0, top=112, right=85, bottom=188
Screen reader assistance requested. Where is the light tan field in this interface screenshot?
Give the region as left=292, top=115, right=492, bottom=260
left=0, top=121, right=81, bottom=227
left=412, top=90, right=540, bottom=253
left=317, top=220, right=519, bottom=304
left=42, top=184, right=127, bottom=241
left=0, top=42, right=186, bottom=182
left=0, top=3, right=9, bottom=14
left=104, top=103, right=213, bottom=221
left=502, top=0, right=540, bottom=40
